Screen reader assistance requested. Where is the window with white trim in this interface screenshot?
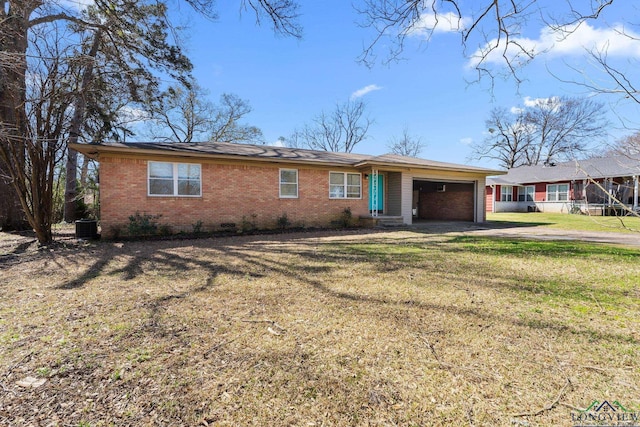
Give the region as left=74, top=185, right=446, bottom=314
left=148, top=161, right=201, bottom=196
left=500, top=185, right=513, bottom=202
left=518, top=185, right=535, bottom=202
left=279, top=169, right=298, bottom=198
left=546, top=183, right=569, bottom=201
left=329, top=172, right=361, bottom=199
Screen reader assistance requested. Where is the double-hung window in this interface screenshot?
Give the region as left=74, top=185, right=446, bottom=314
left=500, top=185, right=513, bottom=202
left=329, top=172, right=361, bottom=199
left=148, top=161, right=201, bottom=196
left=518, top=185, right=535, bottom=202
left=546, top=183, right=569, bottom=202
left=279, top=169, right=298, bottom=198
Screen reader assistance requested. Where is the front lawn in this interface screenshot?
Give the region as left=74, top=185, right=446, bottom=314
left=1, top=229, right=639, bottom=426
left=488, top=211, right=640, bottom=233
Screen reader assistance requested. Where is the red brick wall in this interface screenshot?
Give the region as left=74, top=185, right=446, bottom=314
left=418, top=182, right=474, bottom=221
left=99, top=155, right=369, bottom=237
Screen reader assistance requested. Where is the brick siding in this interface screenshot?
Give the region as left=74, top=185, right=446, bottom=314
left=99, top=155, right=369, bottom=237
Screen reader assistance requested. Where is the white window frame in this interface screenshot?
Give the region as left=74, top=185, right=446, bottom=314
left=329, top=172, right=362, bottom=199
left=148, top=161, right=202, bottom=197
left=546, top=183, right=569, bottom=202
left=279, top=168, right=298, bottom=198
left=500, top=185, right=513, bottom=202
left=518, top=185, right=535, bottom=202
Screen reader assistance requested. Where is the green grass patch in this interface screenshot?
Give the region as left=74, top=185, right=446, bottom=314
left=450, top=235, right=640, bottom=259
left=488, top=212, right=640, bottom=233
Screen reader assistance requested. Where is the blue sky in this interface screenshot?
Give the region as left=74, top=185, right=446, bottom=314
left=174, top=1, right=639, bottom=168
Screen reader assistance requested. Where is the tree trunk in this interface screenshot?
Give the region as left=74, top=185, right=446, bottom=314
left=80, top=154, right=89, bottom=187
left=63, top=30, right=102, bottom=223
left=0, top=161, right=27, bottom=230
left=64, top=148, right=78, bottom=222
left=0, top=3, right=34, bottom=234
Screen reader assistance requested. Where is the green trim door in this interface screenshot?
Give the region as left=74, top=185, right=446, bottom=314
left=369, top=174, right=384, bottom=213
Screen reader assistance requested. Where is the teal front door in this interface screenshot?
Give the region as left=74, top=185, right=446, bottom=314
left=369, top=174, right=384, bottom=213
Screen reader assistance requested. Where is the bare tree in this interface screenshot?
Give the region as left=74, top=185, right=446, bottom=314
left=0, top=0, right=301, bottom=244
left=356, top=1, right=614, bottom=83
left=610, top=132, right=640, bottom=157
left=470, top=107, right=532, bottom=169
left=209, top=93, right=263, bottom=144
left=148, top=83, right=210, bottom=143
left=387, top=126, right=425, bottom=157
left=148, top=85, right=263, bottom=144
left=471, top=97, right=607, bottom=169
left=523, top=96, right=608, bottom=165
left=291, top=100, right=373, bottom=153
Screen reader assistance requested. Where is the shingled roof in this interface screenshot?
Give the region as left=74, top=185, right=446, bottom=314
left=72, top=141, right=504, bottom=175
left=487, top=156, right=640, bottom=186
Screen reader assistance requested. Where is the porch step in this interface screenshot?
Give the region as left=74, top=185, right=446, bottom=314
left=375, top=217, right=406, bottom=228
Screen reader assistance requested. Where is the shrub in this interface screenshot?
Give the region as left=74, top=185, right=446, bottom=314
left=109, top=226, right=122, bottom=240
left=241, top=213, right=257, bottom=233
left=276, top=213, right=291, bottom=230
left=192, top=220, right=204, bottom=234
left=159, top=225, right=172, bottom=236
left=339, top=207, right=353, bottom=228
left=127, top=212, right=161, bottom=236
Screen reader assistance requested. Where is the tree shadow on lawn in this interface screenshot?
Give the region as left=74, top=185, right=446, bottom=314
left=49, top=230, right=638, bottom=347
left=240, top=240, right=638, bottom=346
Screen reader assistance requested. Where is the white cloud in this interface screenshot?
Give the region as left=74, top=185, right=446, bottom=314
left=119, top=106, right=151, bottom=124
left=510, top=96, right=562, bottom=115
left=409, top=11, right=470, bottom=37
left=350, top=84, right=383, bottom=99
left=459, top=137, right=473, bottom=145
left=272, top=138, right=286, bottom=147
left=523, top=96, right=560, bottom=109
left=468, top=22, right=640, bottom=68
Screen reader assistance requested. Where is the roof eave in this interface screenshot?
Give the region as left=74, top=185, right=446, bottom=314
left=355, top=159, right=505, bottom=175
left=70, top=143, right=361, bottom=168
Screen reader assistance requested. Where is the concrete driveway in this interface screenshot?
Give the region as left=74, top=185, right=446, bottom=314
left=409, top=221, right=640, bottom=248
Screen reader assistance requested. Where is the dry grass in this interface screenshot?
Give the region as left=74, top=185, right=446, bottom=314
left=1, top=227, right=639, bottom=426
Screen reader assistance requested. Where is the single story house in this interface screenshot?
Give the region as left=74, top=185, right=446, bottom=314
left=486, top=156, right=640, bottom=214
left=72, top=141, right=503, bottom=237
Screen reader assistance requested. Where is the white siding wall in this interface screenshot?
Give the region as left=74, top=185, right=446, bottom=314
left=494, top=201, right=530, bottom=213
left=401, top=173, right=414, bottom=224
left=475, top=177, right=486, bottom=222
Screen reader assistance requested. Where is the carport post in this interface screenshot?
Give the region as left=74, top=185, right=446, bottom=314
left=634, top=175, right=639, bottom=211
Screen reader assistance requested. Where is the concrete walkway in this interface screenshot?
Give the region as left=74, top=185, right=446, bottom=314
left=409, top=221, right=640, bottom=248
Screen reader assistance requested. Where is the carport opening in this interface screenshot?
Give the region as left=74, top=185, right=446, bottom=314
left=413, top=180, right=475, bottom=221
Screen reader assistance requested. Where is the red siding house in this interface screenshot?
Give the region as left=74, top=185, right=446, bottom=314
left=486, top=156, right=640, bottom=214
left=72, top=141, right=503, bottom=237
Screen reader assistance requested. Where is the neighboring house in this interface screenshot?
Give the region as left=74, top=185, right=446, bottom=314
left=72, top=141, right=503, bottom=237
left=486, top=156, right=640, bottom=214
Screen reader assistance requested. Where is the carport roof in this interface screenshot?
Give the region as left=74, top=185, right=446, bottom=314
left=487, top=156, right=640, bottom=186
left=72, top=141, right=504, bottom=175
